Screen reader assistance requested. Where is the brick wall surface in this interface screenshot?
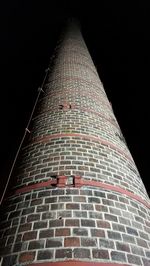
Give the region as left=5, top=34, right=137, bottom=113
left=0, top=22, right=149, bottom=266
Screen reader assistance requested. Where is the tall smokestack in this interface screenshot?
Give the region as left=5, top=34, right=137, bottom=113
left=0, top=20, right=149, bottom=266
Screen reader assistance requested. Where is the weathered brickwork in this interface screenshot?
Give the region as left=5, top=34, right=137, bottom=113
left=0, top=188, right=150, bottom=265
left=0, top=21, right=149, bottom=265
left=14, top=135, right=148, bottom=202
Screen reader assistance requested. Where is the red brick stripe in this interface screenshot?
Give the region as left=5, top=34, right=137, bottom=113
left=77, top=107, right=119, bottom=128
left=27, top=133, right=133, bottom=162
left=14, top=177, right=150, bottom=208
left=53, top=61, right=98, bottom=77
left=32, top=106, right=118, bottom=129
left=80, top=179, right=150, bottom=209
left=14, top=179, right=57, bottom=194
left=39, top=89, right=110, bottom=109
left=46, top=76, right=105, bottom=94
left=28, top=260, right=129, bottom=266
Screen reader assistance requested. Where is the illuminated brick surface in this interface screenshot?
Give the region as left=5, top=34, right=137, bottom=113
left=0, top=22, right=150, bottom=266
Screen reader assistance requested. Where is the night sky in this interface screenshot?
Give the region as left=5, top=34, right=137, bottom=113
left=0, top=1, right=149, bottom=198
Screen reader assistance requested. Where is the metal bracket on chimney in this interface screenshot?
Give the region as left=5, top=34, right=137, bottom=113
left=57, top=176, right=82, bottom=187
left=59, top=103, right=72, bottom=110
left=38, top=87, right=45, bottom=93
left=25, top=128, right=31, bottom=133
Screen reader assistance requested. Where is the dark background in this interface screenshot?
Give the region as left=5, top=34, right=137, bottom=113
left=0, top=1, right=149, bottom=198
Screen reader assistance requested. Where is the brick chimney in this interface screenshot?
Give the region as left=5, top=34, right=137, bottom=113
left=0, top=20, right=150, bottom=266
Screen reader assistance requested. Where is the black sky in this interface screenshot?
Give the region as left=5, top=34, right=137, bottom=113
left=0, top=0, right=149, bottom=198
